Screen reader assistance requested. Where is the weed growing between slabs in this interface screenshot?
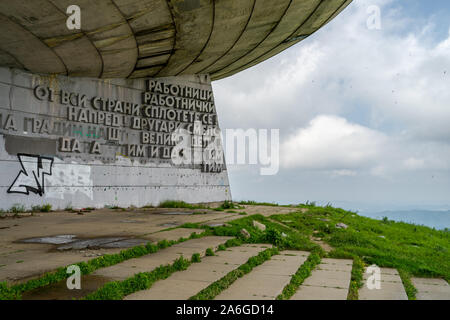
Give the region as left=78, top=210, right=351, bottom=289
left=398, top=269, right=418, bottom=300
left=0, top=231, right=208, bottom=300
left=189, top=248, right=280, bottom=300
left=84, top=238, right=246, bottom=300
left=276, top=248, right=323, bottom=300
left=84, top=215, right=319, bottom=300
left=347, top=256, right=365, bottom=300
left=84, top=256, right=192, bottom=300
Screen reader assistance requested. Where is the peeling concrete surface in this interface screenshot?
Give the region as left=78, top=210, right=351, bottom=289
left=0, top=0, right=351, bottom=79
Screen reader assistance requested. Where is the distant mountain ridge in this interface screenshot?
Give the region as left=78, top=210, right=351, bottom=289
left=361, top=210, right=450, bottom=230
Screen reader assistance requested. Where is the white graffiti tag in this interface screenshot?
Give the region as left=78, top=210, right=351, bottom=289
left=8, top=154, right=54, bottom=196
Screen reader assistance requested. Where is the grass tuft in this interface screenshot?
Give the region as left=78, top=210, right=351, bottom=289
left=277, top=249, right=322, bottom=300
left=347, top=256, right=365, bottom=300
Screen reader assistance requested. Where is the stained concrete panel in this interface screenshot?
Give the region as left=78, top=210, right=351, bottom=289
left=291, top=258, right=353, bottom=300
left=92, top=236, right=233, bottom=281
left=412, top=278, right=450, bottom=300
left=359, top=267, right=408, bottom=300
left=125, top=244, right=270, bottom=300
left=215, top=251, right=310, bottom=300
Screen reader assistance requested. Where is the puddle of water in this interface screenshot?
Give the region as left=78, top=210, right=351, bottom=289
left=21, top=235, right=77, bottom=245
left=21, top=275, right=111, bottom=300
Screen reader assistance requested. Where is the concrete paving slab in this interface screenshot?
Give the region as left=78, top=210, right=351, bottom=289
left=93, top=236, right=233, bottom=281
left=215, top=251, right=310, bottom=300
left=217, top=273, right=292, bottom=300
left=197, top=245, right=271, bottom=266
left=292, top=286, right=349, bottom=300
left=125, top=244, right=269, bottom=300
left=126, top=279, right=210, bottom=300
left=291, top=258, right=353, bottom=300
left=170, top=237, right=226, bottom=249
left=145, top=228, right=204, bottom=242
left=412, top=278, right=450, bottom=300
left=359, top=267, right=408, bottom=300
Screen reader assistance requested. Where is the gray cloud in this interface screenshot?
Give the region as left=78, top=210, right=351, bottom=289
left=213, top=0, right=450, bottom=209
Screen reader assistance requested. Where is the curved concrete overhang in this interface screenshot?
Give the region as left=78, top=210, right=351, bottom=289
left=0, top=0, right=351, bottom=80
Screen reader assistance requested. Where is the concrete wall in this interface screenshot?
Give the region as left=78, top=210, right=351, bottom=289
left=0, top=67, right=230, bottom=210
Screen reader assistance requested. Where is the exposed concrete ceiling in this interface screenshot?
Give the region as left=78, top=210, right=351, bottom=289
left=0, top=0, right=352, bottom=80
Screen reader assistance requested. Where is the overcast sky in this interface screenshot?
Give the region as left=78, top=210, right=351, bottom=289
left=212, top=0, right=450, bottom=212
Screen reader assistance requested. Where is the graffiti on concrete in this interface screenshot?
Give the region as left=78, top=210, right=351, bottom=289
left=7, top=154, right=54, bottom=196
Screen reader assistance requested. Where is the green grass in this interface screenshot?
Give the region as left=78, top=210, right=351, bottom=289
left=2, top=203, right=445, bottom=300
left=205, top=248, right=215, bottom=256
left=347, top=256, right=365, bottom=300
left=239, top=200, right=280, bottom=207
left=272, top=205, right=450, bottom=282
left=31, top=204, right=52, bottom=213
left=189, top=248, right=279, bottom=300
left=398, top=269, right=418, bottom=300
left=158, top=200, right=206, bottom=210
left=202, top=215, right=318, bottom=251
left=9, top=204, right=26, bottom=214
left=277, top=249, right=322, bottom=300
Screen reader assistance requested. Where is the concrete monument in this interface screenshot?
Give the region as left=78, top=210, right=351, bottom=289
left=0, top=0, right=351, bottom=209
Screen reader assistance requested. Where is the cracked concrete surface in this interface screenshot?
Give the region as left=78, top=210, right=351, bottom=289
left=0, top=205, right=293, bottom=284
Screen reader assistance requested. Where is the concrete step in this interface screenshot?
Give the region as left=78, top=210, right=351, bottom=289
left=214, top=251, right=310, bottom=300
left=412, top=277, right=450, bottom=300
left=359, top=267, right=408, bottom=300
left=291, top=258, right=353, bottom=300
left=92, top=236, right=233, bottom=281
left=124, top=244, right=271, bottom=300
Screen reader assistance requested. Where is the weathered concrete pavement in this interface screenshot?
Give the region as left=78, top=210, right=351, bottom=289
left=291, top=258, right=353, bottom=300
left=0, top=206, right=296, bottom=284
left=92, top=236, right=233, bottom=281
left=215, top=251, right=310, bottom=300
left=124, top=244, right=271, bottom=300
left=412, top=278, right=450, bottom=300
left=359, top=267, right=408, bottom=300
